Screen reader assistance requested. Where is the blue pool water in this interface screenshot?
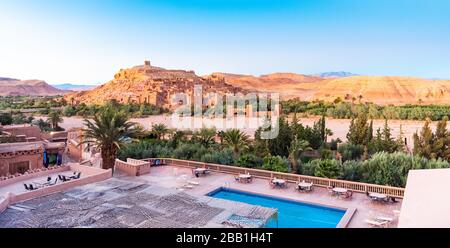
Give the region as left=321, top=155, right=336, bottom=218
left=208, top=188, right=346, bottom=228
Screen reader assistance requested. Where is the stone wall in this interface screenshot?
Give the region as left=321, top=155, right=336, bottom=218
left=0, top=151, right=44, bottom=177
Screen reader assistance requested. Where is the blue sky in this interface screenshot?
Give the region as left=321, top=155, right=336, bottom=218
left=1, top=0, right=450, bottom=84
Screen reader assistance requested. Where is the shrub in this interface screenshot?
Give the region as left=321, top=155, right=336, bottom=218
left=235, top=154, right=263, bottom=168
left=338, top=143, right=364, bottom=162
left=200, top=149, right=235, bottom=165
left=304, top=159, right=341, bottom=179
left=340, top=160, right=364, bottom=181
left=262, top=156, right=289, bottom=173
left=173, top=143, right=208, bottom=160
left=362, top=152, right=450, bottom=187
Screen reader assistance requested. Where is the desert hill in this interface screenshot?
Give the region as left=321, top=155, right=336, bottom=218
left=208, top=72, right=324, bottom=100
left=64, top=61, right=450, bottom=106
left=0, top=78, right=68, bottom=96
left=65, top=61, right=245, bottom=109
left=312, top=76, right=450, bottom=105
left=212, top=73, right=450, bottom=105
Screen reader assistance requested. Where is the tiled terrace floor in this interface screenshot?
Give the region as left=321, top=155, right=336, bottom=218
left=115, top=166, right=403, bottom=228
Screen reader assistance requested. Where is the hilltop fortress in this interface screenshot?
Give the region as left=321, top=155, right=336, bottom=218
left=66, top=61, right=245, bottom=110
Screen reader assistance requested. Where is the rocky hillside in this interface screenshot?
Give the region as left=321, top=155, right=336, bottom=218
left=0, top=78, right=68, bottom=96
left=66, top=61, right=245, bottom=109
left=208, top=72, right=324, bottom=100
left=213, top=73, right=450, bottom=105
left=65, top=61, right=450, bottom=106
left=312, top=76, right=450, bottom=105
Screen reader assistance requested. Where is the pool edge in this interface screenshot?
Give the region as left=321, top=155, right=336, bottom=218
left=207, top=187, right=356, bottom=228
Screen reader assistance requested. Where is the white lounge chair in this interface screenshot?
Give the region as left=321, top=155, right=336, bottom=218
left=365, top=219, right=389, bottom=228
left=375, top=216, right=394, bottom=223
left=183, top=184, right=195, bottom=189
left=187, top=181, right=200, bottom=186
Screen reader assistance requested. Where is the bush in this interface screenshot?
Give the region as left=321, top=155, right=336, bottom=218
left=262, top=156, right=289, bottom=173
left=63, top=105, right=77, bottom=117
left=338, top=143, right=364, bottom=162
left=118, top=140, right=174, bottom=160
left=200, top=149, right=235, bottom=165
left=340, top=160, right=364, bottom=181
left=235, top=154, right=263, bottom=168
left=362, top=152, right=450, bottom=187
left=311, top=159, right=341, bottom=179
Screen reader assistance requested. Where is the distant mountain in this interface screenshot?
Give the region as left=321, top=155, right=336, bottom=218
left=51, top=84, right=96, bottom=91
left=314, top=72, right=359, bottom=78
left=0, top=78, right=68, bottom=96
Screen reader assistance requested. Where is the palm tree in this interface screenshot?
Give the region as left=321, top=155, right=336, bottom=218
left=288, top=139, right=312, bottom=173
left=81, top=106, right=141, bottom=172
left=48, top=111, right=63, bottom=130
left=151, top=123, right=169, bottom=140
left=169, top=130, right=187, bottom=147
left=222, top=129, right=250, bottom=155
left=193, top=127, right=217, bottom=147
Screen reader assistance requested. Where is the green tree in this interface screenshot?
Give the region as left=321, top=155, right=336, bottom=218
left=312, top=159, right=341, bottom=179
left=432, top=117, right=450, bottom=161
left=151, top=123, right=169, bottom=140
left=222, top=129, right=250, bottom=155
left=262, top=156, right=289, bottom=173
left=413, top=119, right=435, bottom=159
left=34, top=119, right=52, bottom=132
left=82, top=106, right=142, bottom=172
left=267, top=116, right=293, bottom=157
left=193, top=127, right=217, bottom=148
left=169, top=130, right=187, bottom=148
left=0, top=113, right=13, bottom=125
left=48, top=111, right=63, bottom=130
left=347, top=112, right=370, bottom=146
left=288, top=139, right=312, bottom=173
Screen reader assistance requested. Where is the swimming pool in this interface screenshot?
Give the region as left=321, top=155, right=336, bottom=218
left=208, top=188, right=347, bottom=228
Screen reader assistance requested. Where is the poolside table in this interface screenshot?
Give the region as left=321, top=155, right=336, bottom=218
left=238, top=174, right=253, bottom=183
left=298, top=182, right=313, bottom=191
left=193, top=168, right=210, bottom=177
left=369, top=192, right=389, bottom=202
left=272, top=179, right=287, bottom=188
left=332, top=187, right=349, bottom=198
left=239, top=174, right=252, bottom=179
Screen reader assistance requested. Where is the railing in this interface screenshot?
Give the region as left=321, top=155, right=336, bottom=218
left=146, top=158, right=406, bottom=198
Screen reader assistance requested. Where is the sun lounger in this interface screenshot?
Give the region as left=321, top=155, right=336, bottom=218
left=365, top=219, right=389, bottom=228
left=183, top=184, right=195, bottom=189
left=375, top=216, right=394, bottom=223
left=187, top=181, right=200, bottom=186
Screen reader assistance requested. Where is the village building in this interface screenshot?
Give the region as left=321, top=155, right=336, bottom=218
left=0, top=124, right=68, bottom=177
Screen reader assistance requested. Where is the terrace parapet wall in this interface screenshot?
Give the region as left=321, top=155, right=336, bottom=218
left=0, top=164, right=112, bottom=213
left=115, top=159, right=152, bottom=176
left=142, top=158, right=406, bottom=198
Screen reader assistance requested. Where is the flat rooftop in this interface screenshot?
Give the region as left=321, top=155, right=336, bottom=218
left=0, top=142, right=43, bottom=153
left=0, top=165, right=403, bottom=228
left=127, top=166, right=402, bottom=228
left=0, top=178, right=276, bottom=228
left=399, top=169, right=450, bottom=228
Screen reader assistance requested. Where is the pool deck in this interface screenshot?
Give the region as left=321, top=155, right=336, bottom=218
left=115, top=166, right=403, bottom=228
